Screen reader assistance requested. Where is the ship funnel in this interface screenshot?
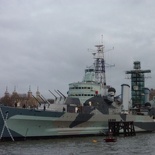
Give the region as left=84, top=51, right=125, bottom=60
left=121, top=84, right=130, bottom=113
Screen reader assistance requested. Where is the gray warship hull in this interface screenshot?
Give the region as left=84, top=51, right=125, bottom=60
left=1, top=105, right=155, bottom=140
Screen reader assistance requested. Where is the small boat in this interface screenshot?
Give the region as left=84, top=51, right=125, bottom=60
left=104, top=130, right=117, bottom=142
left=104, top=137, right=117, bottom=142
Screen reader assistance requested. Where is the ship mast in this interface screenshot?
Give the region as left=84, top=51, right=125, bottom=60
left=93, top=43, right=106, bottom=96
left=94, top=44, right=106, bottom=84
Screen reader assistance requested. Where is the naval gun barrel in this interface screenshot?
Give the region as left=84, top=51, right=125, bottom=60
left=40, top=95, right=51, bottom=105
left=57, top=90, right=66, bottom=99
left=38, top=95, right=46, bottom=103
left=32, top=95, right=41, bottom=105
left=54, top=90, right=62, bottom=100
left=49, top=90, right=57, bottom=100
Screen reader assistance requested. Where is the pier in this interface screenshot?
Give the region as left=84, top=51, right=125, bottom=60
left=108, top=120, right=136, bottom=136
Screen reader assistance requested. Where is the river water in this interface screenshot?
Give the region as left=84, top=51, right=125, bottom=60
left=0, top=133, right=155, bottom=155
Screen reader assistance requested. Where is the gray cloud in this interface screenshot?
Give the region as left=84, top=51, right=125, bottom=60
left=0, top=0, right=155, bottom=98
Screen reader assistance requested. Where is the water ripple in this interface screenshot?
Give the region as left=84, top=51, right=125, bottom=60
left=1, top=133, right=155, bottom=155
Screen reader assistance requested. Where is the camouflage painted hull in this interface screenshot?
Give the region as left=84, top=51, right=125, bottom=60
left=0, top=105, right=155, bottom=140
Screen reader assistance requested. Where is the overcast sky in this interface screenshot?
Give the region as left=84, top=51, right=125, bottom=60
left=0, top=0, right=155, bottom=99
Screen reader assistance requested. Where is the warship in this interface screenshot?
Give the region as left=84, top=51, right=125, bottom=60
left=0, top=42, right=155, bottom=141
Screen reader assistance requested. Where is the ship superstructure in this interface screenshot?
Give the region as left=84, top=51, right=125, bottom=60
left=67, top=43, right=109, bottom=104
